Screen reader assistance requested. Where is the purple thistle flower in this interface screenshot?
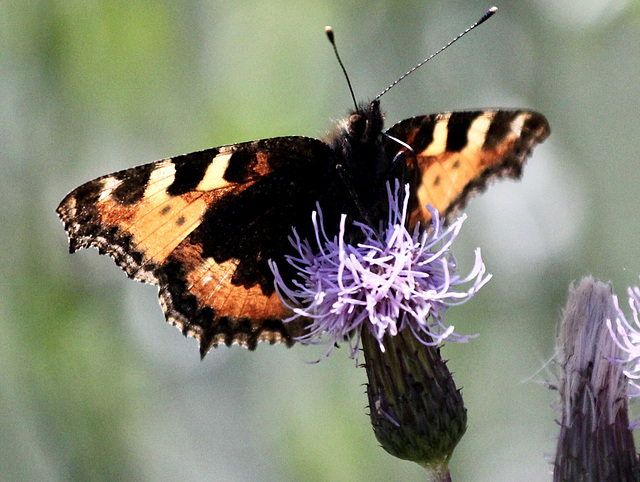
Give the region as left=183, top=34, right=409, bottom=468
left=554, top=277, right=638, bottom=480
left=268, top=181, right=491, bottom=358
left=607, top=282, right=640, bottom=397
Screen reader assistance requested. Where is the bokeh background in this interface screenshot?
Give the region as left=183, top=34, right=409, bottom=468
left=3, top=0, right=640, bottom=480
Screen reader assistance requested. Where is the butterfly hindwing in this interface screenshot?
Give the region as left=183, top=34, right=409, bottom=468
left=57, top=137, right=338, bottom=354
left=383, top=109, right=550, bottom=228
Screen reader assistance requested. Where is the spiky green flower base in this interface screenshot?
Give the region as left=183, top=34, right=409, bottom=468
left=362, top=327, right=466, bottom=477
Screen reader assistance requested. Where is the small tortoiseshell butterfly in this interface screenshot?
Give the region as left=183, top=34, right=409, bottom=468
left=57, top=9, right=550, bottom=357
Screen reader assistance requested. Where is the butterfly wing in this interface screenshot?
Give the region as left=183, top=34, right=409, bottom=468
left=58, top=109, right=549, bottom=356
left=57, top=137, right=336, bottom=356
left=383, top=110, right=550, bottom=228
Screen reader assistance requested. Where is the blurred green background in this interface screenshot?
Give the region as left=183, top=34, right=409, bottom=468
left=3, top=0, right=640, bottom=480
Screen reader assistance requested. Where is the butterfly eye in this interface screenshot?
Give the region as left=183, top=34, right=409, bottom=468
left=348, top=113, right=366, bottom=139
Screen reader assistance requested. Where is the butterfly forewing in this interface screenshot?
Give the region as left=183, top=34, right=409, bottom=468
left=57, top=137, right=338, bottom=354
left=383, top=109, right=550, bottom=229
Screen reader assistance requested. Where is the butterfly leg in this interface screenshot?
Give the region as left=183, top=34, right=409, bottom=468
left=382, top=133, right=418, bottom=219
left=383, top=132, right=417, bottom=183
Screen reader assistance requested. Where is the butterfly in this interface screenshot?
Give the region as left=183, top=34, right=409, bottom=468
left=56, top=16, right=550, bottom=358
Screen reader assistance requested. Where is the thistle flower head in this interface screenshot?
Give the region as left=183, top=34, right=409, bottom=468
left=555, top=277, right=638, bottom=480
left=269, top=181, right=491, bottom=358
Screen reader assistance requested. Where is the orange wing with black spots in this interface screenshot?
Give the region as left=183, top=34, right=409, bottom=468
left=57, top=137, right=338, bottom=356
left=384, top=110, right=550, bottom=229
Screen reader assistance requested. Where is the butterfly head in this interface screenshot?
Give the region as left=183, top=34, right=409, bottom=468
left=346, top=99, right=384, bottom=143
left=326, top=99, right=386, bottom=164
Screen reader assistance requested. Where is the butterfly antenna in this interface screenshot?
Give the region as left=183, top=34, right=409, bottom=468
left=326, top=26, right=359, bottom=113
left=375, top=6, right=498, bottom=100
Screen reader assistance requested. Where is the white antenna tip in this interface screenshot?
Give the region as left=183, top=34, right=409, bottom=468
left=325, top=26, right=335, bottom=43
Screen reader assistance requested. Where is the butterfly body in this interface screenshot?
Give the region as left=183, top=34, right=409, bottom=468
left=58, top=94, right=549, bottom=357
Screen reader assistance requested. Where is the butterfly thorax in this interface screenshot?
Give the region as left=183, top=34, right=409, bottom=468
left=322, top=99, right=398, bottom=229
